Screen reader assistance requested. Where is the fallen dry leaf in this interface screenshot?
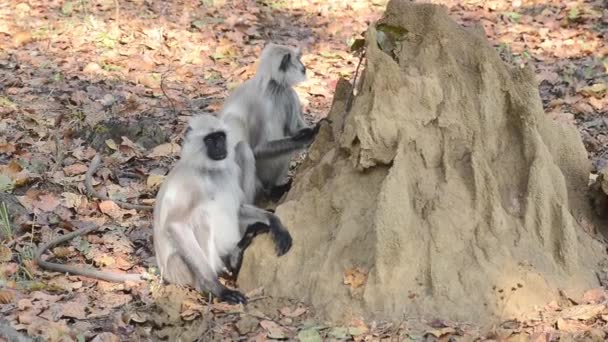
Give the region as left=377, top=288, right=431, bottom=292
left=279, top=305, right=307, bottom=318
left=556, top=317, right=588, bottom=332
left=582, top=288, right=607, bottom=304
left=13, top=31, right=32, bottom=46
left=560, top=304, right=606, bottom=320
left=579, top=83, right=607, bottom=98
left=147, top=142, right=181, bottom=158
left=91, top=332, right=120, bottom=342
left=343, top=266, right=368, bottom=289
left=51, top=246, right=73, bottom=258
left=260, top=320, right=287, bottom=339
left=0, top=245, right=12, bottom=262
left=0, top=289, right=15, bottom=304
left=61, top=300, right=88, bottom=319
left=61, top=192, right=86, bottom=208
left=146, top=174, right=165, bottom=189
left=63, top=163, right=88, bottom=176
left=181, top=299, right=205, bottom=321
left=98, top=200, right=123, bottom=219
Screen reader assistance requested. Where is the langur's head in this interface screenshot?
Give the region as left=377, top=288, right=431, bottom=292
left=258, top=43, right=307, bottom=86
left=182, top=114, right=232, bottom=169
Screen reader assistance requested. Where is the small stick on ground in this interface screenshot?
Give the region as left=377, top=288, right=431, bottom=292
left=346, top=50, right=365, bottom=113
left=85, top=154, right=153, bottom=211
left=35, top=224, right=148, bottom=282
left=49, top=132, right=64, bottom=175
left=160, top=70, right=178, bottom=116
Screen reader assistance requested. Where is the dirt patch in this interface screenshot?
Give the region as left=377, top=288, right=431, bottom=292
left=238, top=0, right=606, bottom=326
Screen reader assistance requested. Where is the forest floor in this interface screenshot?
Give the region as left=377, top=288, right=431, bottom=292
left=0, top=0, right=607, bottom=341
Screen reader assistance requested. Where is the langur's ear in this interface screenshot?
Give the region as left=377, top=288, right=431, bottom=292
left=279, top=53, right=291, bottom=72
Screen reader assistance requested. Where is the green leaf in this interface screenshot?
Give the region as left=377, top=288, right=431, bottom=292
left=76, top=237, right=91, bottom=255
left=0, top=175, right=14, bottom=193
left=328, top=327, right=349, bottom=339
left=61, top=1, right=74, bottom=16
left=191, top=20, right=206, bottom=29
left=505, top=12, right=522, bottom=22
left=348, top=326, right=367, bottom=336
left=297, top=328, right=323, bottom=342
left=568, top=7, right=580, bottom=21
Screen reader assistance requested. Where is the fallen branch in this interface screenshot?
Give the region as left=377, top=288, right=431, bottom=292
left=85, top=154, right=153, bottom=211
left=35, top=224, right=148, bottom=282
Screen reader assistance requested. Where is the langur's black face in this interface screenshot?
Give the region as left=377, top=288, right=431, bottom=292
left=204, top=131, right=228, bottom=161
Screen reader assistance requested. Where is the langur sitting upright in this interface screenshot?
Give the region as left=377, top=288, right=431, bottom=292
left=220, top=43, right=330, bottom=202
left=153, top=114, right=292, bottom=304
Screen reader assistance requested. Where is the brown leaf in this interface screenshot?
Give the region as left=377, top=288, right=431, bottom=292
left=279, top=305, right=307, bottom=318
left=91, top=332, right=120, bottom=342
left=343, top=267, right=368, bottom=289
left=98, top=200, right=123, bottom=219
left=63, top=163, right=88, bottom=176
left=260, top=320, right=287, bottom=339
left=147, top=142, right=181, bottom=158
left=582, top=288, right=607, bottom=304
left=51, top=246, right=73, bottom=258
left=61, top=297, right=88, bottom=319
left=61, top=192, right=86, bottom=209
left=93, top=254, right=115, bottom=267
left=425, top=327, right=456, bottom=338
left=180, top=299, right=205, bottom=321
left=0, top=289, right=15, bottom=304
left=0, top=143, right=16, bottom=154
left=556, top=317, right=588, bottom=332
left=560, top=304, right=606, bottom=320
left=0, top=245, right=12, bottom=262
left=13, top=31, right=32, bottom=46
left=579, top=83, right=607, bottom=98
left=83, top=62, right=103, bottom=74
left=146, top=174, right=165, bottom=189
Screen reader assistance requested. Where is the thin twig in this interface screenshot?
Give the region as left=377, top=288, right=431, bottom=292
left=346, top=50, right=365, bottom=113
left=340, top=50, right=366, bottom=134
left=49, top=132, right=64, bottom=175
left=85, top=154, right=153, bottom=211
left=160, top=70, right=178, bottom=116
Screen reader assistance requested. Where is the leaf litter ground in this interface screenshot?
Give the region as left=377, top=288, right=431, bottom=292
left=0, top=0, right=607, bottom=341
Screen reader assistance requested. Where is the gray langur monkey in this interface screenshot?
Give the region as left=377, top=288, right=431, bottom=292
left=154, top=114, right=292, bottom=304
left=220, top=43, right=330, bottom=201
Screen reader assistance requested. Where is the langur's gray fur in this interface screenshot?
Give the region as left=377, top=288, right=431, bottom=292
left=220, top=43, right=328, bottom=201
left=153, top=114, right=292, bottom=304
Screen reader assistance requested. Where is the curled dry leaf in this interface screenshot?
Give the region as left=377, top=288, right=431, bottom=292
left=63, top=163, right=88, bottom=176
left=582, top=288, right=608, bottom=304
left=279, top=305, right=307, bottom=318
left=146, top=174, right=165, bottom=189
left=343, top=266, right=368, bottom=289
left=0, top=288, right=15, bottom=304
left=0, top=245, right=12, bottom=262
left=556, top=317, right=588, bottom=332
left=51, top=246, right=73, bottom=258
left=61, top=297, right=88, bottom=319
left=180, top=299, right=205, bottom=321
left=147, top=142, right=181, bottom=158
left=62, top=192, right=86, bottom=208
left=91, top=332, right=120, bottom=342
left=560, top=304, right=606, bottom=320
left=260, top=320, right=287, bottom=339
left=579, top=83, right=607, bottom=98
left=98, top=200, right=123, bottom=219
